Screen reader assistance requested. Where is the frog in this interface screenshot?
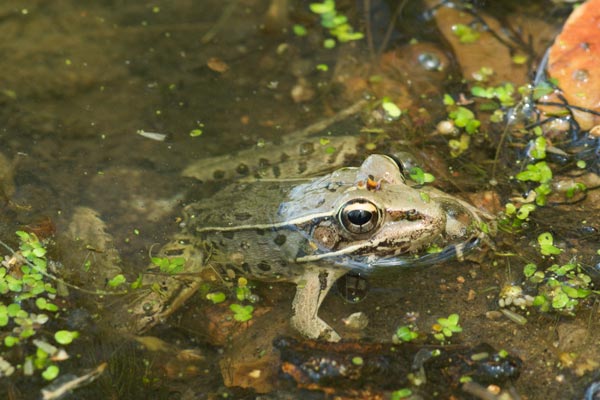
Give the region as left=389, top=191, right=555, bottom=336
left=121, top=153, right=491, bottom=342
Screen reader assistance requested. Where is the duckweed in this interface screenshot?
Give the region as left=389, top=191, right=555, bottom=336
left=391, top=388, right=413, bottom=399
left=432, top=313, right=462, bottom=341
left=151, top=256, right=186, bottom=274
left=309, top=0, right=364, bottom=45
left=520, top=235, right=596, bottom=314
left=393, top=325, right=419, bottom=343
left=408, top=167, right=435, bottom=185
left=0, top=232, right=79, bottom=381
left=230, top=303, right=254, bottom=322
left=471, top=82, right=515, bottom=107
left=451, top=23, right=480, bottom=43
left=537, top=232, right=562, bottom=256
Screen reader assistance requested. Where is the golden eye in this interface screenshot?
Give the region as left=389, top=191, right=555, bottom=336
left=338, top=199, right=381, bottom=235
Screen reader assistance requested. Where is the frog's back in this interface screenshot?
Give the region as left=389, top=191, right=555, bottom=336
left=183, top=180, right=313, bottom=281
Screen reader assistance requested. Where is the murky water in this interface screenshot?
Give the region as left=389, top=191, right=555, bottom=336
left=1, top=1, right=599, bottom=399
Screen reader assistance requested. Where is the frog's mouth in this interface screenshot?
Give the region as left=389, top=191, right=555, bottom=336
left=297, top=234, right=484, bottom=269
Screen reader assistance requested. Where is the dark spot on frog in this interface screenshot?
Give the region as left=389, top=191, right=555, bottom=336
left=298, top=160, right=307, bottom=174
left=240, top=240, right=250, bottom=250
left=273, top=234, right=286, bottom=246
left=295, top=247, right=308, bottom=259
left=257, top=261, right=271, bottom=271
left=259, top=158, right=270, bottom=168
left=299, top=142, right=314, bottom=155
left=242, top=262, right=251, bottom=273
left=235, top=212, right=252, bottom=221
left=213, top=170, right=225, bottom=180
left=222, top=231, right=235, bottom=239
left=236, top=163, right=249, bottom=175
left=254, top=229, right=265, bottom=236
left=280, top=152, right=290, bottom=162
left=272, top=165, right=281, bottom=178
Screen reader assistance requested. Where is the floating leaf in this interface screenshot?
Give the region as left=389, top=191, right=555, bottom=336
left=207, top=292, right=226, bottom=304
left=108, top=274, right=126, bottom=288
left=54, top=330, right=79, bottom=345
left=41, top=365, right=59, bottom=381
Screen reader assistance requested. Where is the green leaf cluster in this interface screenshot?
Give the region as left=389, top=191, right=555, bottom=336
left=443, top=94, right=480, bottom=157
left=500, top=202, right=536, bottom=232
left=515, top=161, right=552, bottom=206
left=408, top=167, right=435, bottom=185
left=451, top=24, right=480, bottom=43
left=151, top=256, right=186, bottom=274
left=523, top=238, right=595, bottom=314
left=471, top=83, right=515, bottom=107
left=433, top=313, right=462, bottom=341
left=449, top=106, right=480, bottom=134
left=309, top=0, right=364, bottom=45
left=527, top=263, right=594, bottom=314
left=0, top=232, right=78, bottom=381
left=531, top=79, right=558, bottom=101
left=229, top=303, right=254, bottom=322
left=537, top=232, right=562, bottom=256
left=393, top=325, right=419, bottom=343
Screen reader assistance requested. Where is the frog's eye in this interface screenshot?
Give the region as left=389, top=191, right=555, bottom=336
left=338, top=199, right=381, bottom=235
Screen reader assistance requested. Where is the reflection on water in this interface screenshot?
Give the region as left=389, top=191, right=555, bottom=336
left=0, top=1, right=599, bottom=399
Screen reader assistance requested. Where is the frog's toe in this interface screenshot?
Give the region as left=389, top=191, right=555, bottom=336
left=323, top=327, right=342, bottom=342
left=290, top=315, right=341, bottom=342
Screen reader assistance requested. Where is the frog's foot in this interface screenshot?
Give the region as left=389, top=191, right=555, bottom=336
left=66, top=207, right=123, bottom=285
left=112, top=234, right=206, bottom=334
left=291, top=267, right=346, bottom=342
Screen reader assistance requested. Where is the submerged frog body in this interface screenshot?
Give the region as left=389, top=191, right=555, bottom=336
left=179, top=154, right=490, bottom=341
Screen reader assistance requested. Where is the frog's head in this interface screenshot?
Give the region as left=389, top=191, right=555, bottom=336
left=282, top=154, right=488, bottom=268
left=287, top=154, right=449, bottom=266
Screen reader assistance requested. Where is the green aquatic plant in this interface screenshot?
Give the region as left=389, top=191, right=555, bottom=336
left=432, top=313, right=462, bottom=341
left=229, top=303, right=254, bottom=322
left=471, top=82, right=516, bottom=107
left=0, top=231, right=79, bottom=381
left=381, top=98, right=402, bottom=120
left=393, top=325, right=419, bottom=343
left=520, top=233, right=596, bottom=314
left=451, top=23, right=480, bottom=43
left=206, top=291, right=226, bottom=304
left=442, top=94, right=481, bottom=157
left=408, top=167, right=435, bottom=185
left=515, top=161, right=553, bottom=206
left=391, top=388, right=413, bottom=400
left=537, top=232, right=562, bottom=256
left=309, top=0, right=364, bottom=46
left=151, top=256, right=185, bottom=274
left=108, top=273, right=127, bottom=288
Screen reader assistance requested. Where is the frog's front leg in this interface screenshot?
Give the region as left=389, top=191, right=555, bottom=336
left=291, top=266, right=347, bottom=342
